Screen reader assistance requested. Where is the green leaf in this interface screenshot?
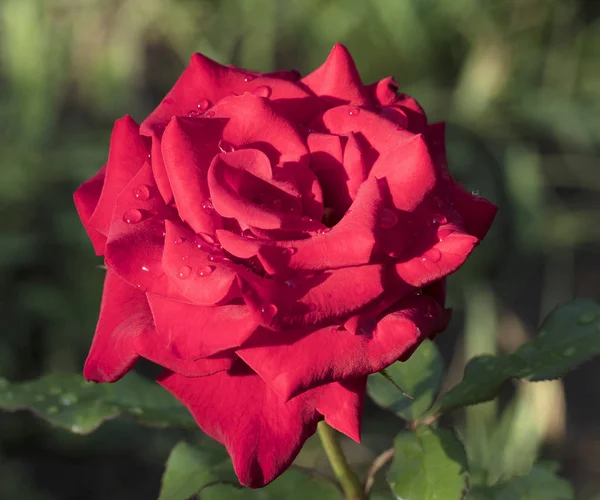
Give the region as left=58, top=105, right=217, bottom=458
left=436, top=299, right=600, bottom=414
left=0, top=372, right=196, bottom=433
left=201, top=467, right=341, bottom=500
left=386, top=427, right=469, bottom=500
left=159, top=441, right=237, bottom=500
left=367, top=339, right=444, bottom=420
left=467, top=464, right=574, bottom=500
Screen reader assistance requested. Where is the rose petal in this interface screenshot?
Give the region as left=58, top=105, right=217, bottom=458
left=301, top=43, right=371, bottom=106
left=157, top=363, right=321, bottom=488
left=147, top=294, right=258, bottom=359
left=83, top=270, right=144, bottom=382
left=238, top=294, right=446, bottom=399
left=208, top=150, right=325, bottom=232
left=239, top=263, right=385, bottom=329
left=141, top=53, right=322, bottom=135
left=104, top=162, right=188, bottom=299
left=310, top=377, right=366, bottom=442
left=150, top=132, right=173, bottom=204
left=74, top=165, right=107, bottom=255
left=161, top=117, right=224, bottom=235
left=162, top=221, right=240, bottom=305
left=87, top=116, right=150, bottom=236
left=317, top=104, right=415, bottom=155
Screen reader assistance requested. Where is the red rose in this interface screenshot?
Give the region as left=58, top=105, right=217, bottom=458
left=74, top=44, right=496, bottom=487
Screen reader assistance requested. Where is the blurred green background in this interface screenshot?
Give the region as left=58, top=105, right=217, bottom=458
left=0, top=0, right=598, bottom=498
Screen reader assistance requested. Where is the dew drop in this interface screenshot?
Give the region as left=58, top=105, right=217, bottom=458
left=578, top=312, right=596, bottom=325
left=241, top=229, right=256, bottom=239
left=122, top=208, right=143, bottom=224
left=253, top=85, right=272, bottom=98
left=205, top=111, right=216, bottom=118
left=187, top=109, right=200, bottom=117
left=198, top=265, right=215, bottom=277
left=431, top=214, right=448, bottom=225
left=136, top=284, right=147, bottom=292
left=348, top=107, right=360, bottom=116
left=132, top=184, right=150, bottom=201
left=177, top=265, right=192, bottom=279
left=202, top=199, right=214, bottom=212
left=317, top=227, right=331, bottom=235
left=218, top=139, right=235, bottom=153
left=162, top=97, right=174, bottom=105
left=60, top=393, right=78, bottom=406
left=421, top=248, right=442, bottom=263
left=244, top=74, right=255, bottom=82
left=260, top=303, right=278, bottom=322
left=438, top=228, right=456, bottom=243
left=174, top=237, right=184, bottom=245
left=197, top=99, right=210, bottom=111
left=285, top=246, right=298, bottom=255
left=379, top=209, right=398, bottom=229
left=141, top=265, right=150, bottom=272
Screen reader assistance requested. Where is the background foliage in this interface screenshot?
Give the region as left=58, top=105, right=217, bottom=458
left=0, top=0, right=598, bottom=498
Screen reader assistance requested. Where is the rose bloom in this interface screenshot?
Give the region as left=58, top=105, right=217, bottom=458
left=74, top=44, right=496, bottom=487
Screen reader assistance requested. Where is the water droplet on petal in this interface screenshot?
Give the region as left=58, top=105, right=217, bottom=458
left=218, top=140, right=235, bottom=153
left=431, top=215, right=448, bottom=225
left=205, top=111, right=216, bottom=118
left=132, top=185, right=151, bottom=201
left=348, top=107, right=360, bottom=116
left=415, top=288, right=423, bottom=295
left=421, top=247, right=442, bottom=263
left=260, top=303, right=278, bottom=322
left=202, top=199, right=214, bottom=212
left=198, top=265, right=215, bottom=277
left=141, top=265, right=150, bottom=272
left=578, top=312, right=596, bottom=325
left=177, top=266, right=192, bottom=279
left=174, top=237, right=184, bottom=245
left=438, top=228, right=456, bottom=242
left=122, top=208, right=143, bottom=224
left=253, top=85, right=272, bottom=98
left=285, top=246, right=297, bottom=255
left=162, top=97, right=174, bottom=105
left=241, top=229, right=256, bottom=239
left=379, top=209, right=398, bottom=229
left=317, top=227, right=331, bottom=235
left=187, top=109, right=200, bottom=117
left=136, top=284, right=147, bottom=292
left=197, top=99, right=210, bottom=111
left=244, top=74, right=255, bottom=82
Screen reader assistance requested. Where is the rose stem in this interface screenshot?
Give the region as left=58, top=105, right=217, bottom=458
left=316, top=421, right=365, bottom=500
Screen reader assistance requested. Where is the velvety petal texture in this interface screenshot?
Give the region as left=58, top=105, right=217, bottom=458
left=74, top=44, right=497, bottom=488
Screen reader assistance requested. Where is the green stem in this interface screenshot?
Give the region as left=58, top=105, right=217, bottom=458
left=317, top=421, right=365, bottom=500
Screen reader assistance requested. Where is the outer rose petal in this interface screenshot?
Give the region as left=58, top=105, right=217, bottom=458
left=83, top=270, right=143, bottom=382
left=310, top=377, right=367, bottom=442
left=140, top=53, right=323, bottom=136
left=237, top=294, right=445, bottom=400
left=87, top=116, right=150, bottom=236
left=74, top=165, right=107, bottom=255
left=301, top=43, right=371, bottom=107
left=157, top=363, right=321, bottom=488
